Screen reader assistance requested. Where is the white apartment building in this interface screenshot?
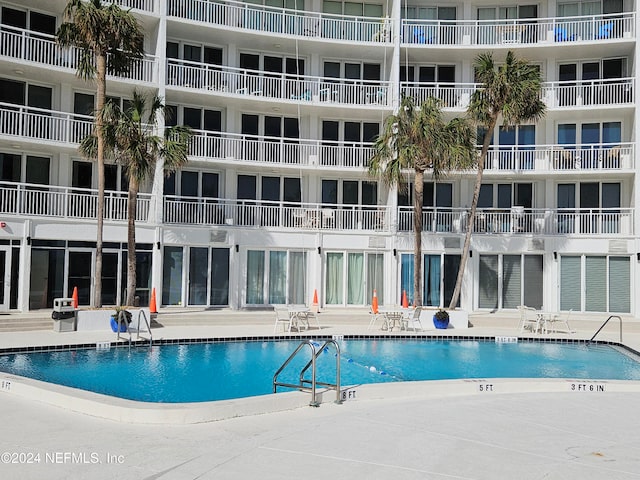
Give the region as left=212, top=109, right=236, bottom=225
left=0, top=0, right=637, bottom=318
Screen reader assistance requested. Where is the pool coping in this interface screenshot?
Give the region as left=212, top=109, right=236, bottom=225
left=1, top=335, right=640, bottom=424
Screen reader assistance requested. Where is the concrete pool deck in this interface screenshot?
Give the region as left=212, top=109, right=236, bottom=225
left=1, top=309, right=640, bottom=479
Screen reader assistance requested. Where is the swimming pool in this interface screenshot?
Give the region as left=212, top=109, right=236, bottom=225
left=1, top=338, right=639, bottom=403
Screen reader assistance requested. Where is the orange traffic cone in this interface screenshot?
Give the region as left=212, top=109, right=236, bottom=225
left=311, top=289, right=319, bottom=313
left=372, top=289, right=379, bottom=314
left=149, top=287, right=157, bottom=314
left=71, top=286, right=78, bottom=309
left=402, top=290, right=408, bottom=309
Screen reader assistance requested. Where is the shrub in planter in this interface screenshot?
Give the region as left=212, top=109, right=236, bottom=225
left=433, top=309, right=450, bottom=329
left=110, top=307, right=132, bottom=332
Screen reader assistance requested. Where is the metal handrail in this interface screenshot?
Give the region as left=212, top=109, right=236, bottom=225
left=273, top=339, right=342, bottom=407
left=299, top=340, right=341, bottom=405
left=587, top=315, right=622, bottom=344
left=135, top=310, right=153, bottom=347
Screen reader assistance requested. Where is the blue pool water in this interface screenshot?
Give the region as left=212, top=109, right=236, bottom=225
left=1, top=339, right=639, bottom=403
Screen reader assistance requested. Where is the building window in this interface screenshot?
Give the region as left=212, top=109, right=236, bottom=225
left=560, top=255, right=630, bottom=313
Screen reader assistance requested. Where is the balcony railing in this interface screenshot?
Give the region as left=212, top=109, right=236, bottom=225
left=542, top=78, right=634, bottom=107
left=163, top=197, right=390, bottom=231
left=189, top=130, right=375, bottom=168
left=167, top=0, right=393, bottom=43
left=110, top=0, right=155, bottom=12
left=402, top=12, right=635, bottom=46
left=402, top=78, right=634, bottom=109
left=397, top=207, right=634, bottom=236
left=400, top=83, right=475, bottom=109
left=484, top=143, right=634, bottom=171
left=167, top=59, right=391, bottom=106
left=0, top=182, right=151, bottom=222
left=0, top=25, right=157, bottom=84
left=0, top=179, right=631, bottom=237
left=0, top=102, right=93, bottom=145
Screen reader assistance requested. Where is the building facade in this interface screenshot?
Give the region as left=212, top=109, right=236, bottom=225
left=0, top=0, right=637, bottom=318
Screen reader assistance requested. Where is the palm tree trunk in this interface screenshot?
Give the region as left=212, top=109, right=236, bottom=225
left=413, top=169, right=424, bottom=307
left=448, top=117, right=498, bottom=309
left=94, top=53, right=106, bottom=308
left=126, top=179, right=138, bottom=307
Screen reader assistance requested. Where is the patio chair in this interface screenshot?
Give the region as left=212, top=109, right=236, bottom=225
left=405, top=306, right=423, bottom=332
left=547, top=310, right=575, bottom=334
left=367, top=307, right=384, bottom=330
left=518, top=305, right=539, bottom=334
left=290, top=90, right=312, bottom=101
left=273, top=307, right=294, bottom=333
left=555, top=26, right=577, bottom=42
left=596, top=22, right=614, bottom=39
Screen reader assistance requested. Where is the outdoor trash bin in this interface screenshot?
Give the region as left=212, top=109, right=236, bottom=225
left=52, top=297, right=76, bottom=332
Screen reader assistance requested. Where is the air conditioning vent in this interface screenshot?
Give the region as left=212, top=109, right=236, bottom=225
left=368, top=236, right=386, bottom=248
left=444, top=237, right=460, bottom=249
left=528, top=239, right=544, bottom=251
left=210, top=230, right=228, bottom=243
left=608, top=239, right=628, bottom=253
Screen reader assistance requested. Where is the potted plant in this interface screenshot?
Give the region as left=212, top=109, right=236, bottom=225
left=433, top=309, right=450, bottom=329
left=110, top=306, right=132, bottom=332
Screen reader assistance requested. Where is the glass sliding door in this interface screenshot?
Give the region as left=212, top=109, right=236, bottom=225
left=268, top=251, right=286, bottom=304
left=478, top=255, right=498, bottom=309
left=325, top=252, right=343, bottom=304
left=288, top=251, right=306, bottom=305
left=210, top=248, right=229, bottom=306
left=246, top=250, right=265, bottom=304
left=443, top=254, right=460, bottom=307
left=367, top=253, right=384, bottom=305
left=188, top=247, right=209, bottom=305
left=162, top=246, right=183, bottom=305
left=424, top=254, right=440, bottom=306
left=101, top=252, right=118, bottom=306
left=523, top=255, right=543, bottom=309
left=347, top=252, right=363, bottom=305
left=68, top=251, right=92, bottom=306
left=400, top=254, right=414, bottom=306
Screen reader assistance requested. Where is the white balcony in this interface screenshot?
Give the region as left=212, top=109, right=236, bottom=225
left=0, top=25, right=157, bottom=84
left=167, top=59, right=391, bottom=107
left=397, top=207, right=634, bottom=236
left=163, top=197, right=390, bottom=232
left=167, top=0, right=393, bottom=43
left=484, top=143, right=635, bottom=172
left=189, top=130, right=375, bottom=168
left=402, top=78, right=634, bottom=110
left=110, top=0, right=156, bottom=12
left=0, top=102, right=93, bottom=145
left=542, top=78, right=634, bottom=107
left=401, top=12, right=635, bottom=46
left=0, top=182, right=152, bottom=222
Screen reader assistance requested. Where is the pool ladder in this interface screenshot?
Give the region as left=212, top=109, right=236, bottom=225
left=273, top=340, right=342, bottom=407
left=116, top=310, right=153, bottom=348
left=587, top=315, right=622, bottom=345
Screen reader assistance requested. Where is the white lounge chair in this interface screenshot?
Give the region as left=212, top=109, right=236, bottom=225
left=405, top=306, right=423, bottom=332
left=518, top=305, right=539, bottom=334
left=273, top=307, right=294, bottom=333
left=547, top=310, right=575, bottom=334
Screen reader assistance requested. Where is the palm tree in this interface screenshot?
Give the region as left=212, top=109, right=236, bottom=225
left=82, top=90, right=192, bottom=306
left=57, top=0, right=144, bottom=307
left=369, top=96, right=476, bottom=306
left=448, top=51, right=546, bottom=309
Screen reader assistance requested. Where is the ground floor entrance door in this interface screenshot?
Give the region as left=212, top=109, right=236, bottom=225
left=0, top=246, right=10, bottom=312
